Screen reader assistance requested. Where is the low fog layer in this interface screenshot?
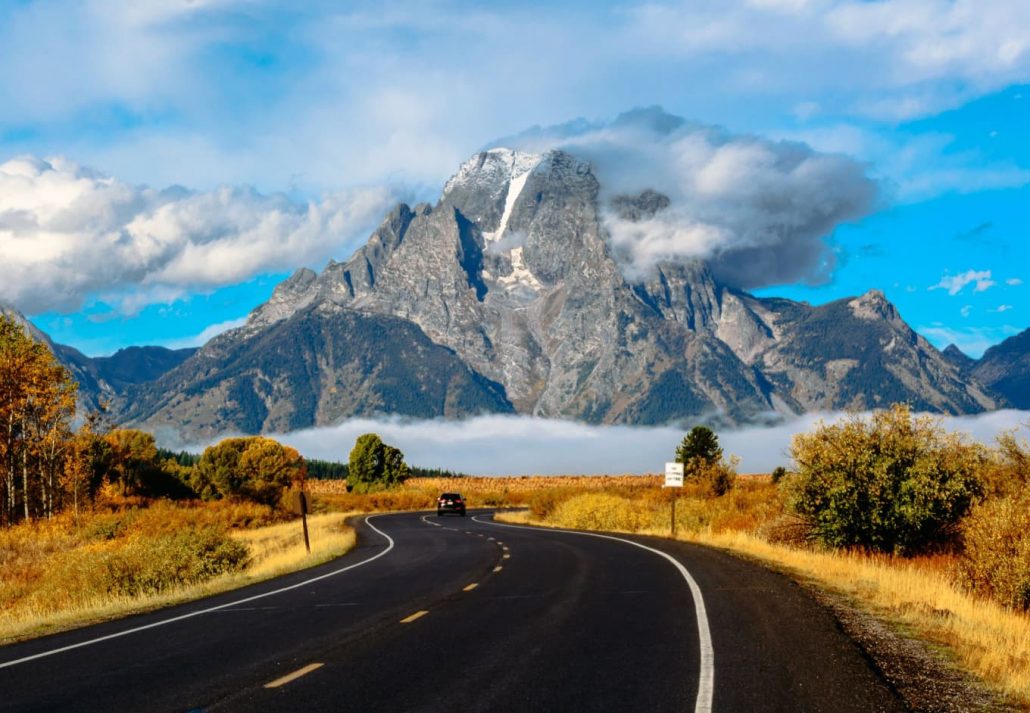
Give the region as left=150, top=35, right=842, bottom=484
left=178, top=410, right=1030, bottom=476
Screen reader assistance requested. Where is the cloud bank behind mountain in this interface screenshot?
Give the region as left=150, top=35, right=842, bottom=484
left=492, top=107, right=878, bottom=289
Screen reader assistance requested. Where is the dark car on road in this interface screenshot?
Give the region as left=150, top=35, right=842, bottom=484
left=437, top=493, right=466, bottom=517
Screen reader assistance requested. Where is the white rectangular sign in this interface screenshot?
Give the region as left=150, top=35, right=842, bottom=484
left=664, top=462, right=684, bottom=488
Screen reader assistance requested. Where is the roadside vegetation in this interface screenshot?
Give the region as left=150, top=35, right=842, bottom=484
left=0, top=315, right=358, bottom=643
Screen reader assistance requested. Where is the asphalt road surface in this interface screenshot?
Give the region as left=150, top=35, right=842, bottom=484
left=0, top=511, right=906, bottom=712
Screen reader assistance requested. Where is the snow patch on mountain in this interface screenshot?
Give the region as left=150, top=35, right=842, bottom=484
left=496, top=246, right=543, bottom=291
left=485, top=168, right=534, bottom=244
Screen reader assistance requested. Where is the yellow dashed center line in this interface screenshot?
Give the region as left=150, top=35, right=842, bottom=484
left=400, top=610, right=429, bottom=624
left=263, top=662, right=324, bottom=688
left=493, top=566, right=503, bottom=573
left=503, top=554, right=510, bottom=559
left=463, top=583, right=479, bottom=592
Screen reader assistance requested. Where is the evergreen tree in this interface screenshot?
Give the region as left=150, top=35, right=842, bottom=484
left=675, top=425, right=723, bottom=468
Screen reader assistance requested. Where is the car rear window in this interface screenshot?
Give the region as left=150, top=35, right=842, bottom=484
left=441, top=493, right=461, bottom=499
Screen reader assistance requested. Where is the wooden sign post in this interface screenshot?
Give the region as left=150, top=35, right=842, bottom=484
left=291, top=489, right=311, bottom=554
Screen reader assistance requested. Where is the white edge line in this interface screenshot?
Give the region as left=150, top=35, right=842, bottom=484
left=473, top=514, right=714, bottom=713
left=0, top=515, right=396, bottom=670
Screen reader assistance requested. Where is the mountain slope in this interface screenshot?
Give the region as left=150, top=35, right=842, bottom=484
left=971, top=328, right=1030, bottom=408
left=92, top=346, right=196, bottom=389
left=0, top=303, right=114, bottom=410
left=942, top=344, right=976, bottom=372
left=750, top=292, right=997, bottom=413
left=123, top=303, right=514, bottom=438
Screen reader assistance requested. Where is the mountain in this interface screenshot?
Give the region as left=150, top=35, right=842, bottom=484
left=122, top=303, right=513, bottom=438
left=942, top=344, right=976, bottom=372
left=0, top=303, right=195, bottom=411
left=970, top=328, right=1030, bottom=408
left=92, top=346, right=196, bottom=389
left=119, top=147, right=1001, bottom=439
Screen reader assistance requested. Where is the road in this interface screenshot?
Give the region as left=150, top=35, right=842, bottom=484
left=0, top=511, right=905, bottom=712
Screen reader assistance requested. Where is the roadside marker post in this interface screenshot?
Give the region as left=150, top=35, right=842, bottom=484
left=664, top=462, right=684, bottom=538
left=291, top=489, right=311, bottom=554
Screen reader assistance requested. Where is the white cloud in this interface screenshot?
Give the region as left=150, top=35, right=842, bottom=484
left=991, top=304, right=1014, bottom=313
left=497, top=108, right=877, bottom=288
left=627, top=0, right=1030, bottom=121
left=1007, top=278, right=1024, bottom=286
left=172, top=410, right=1030, bottom=475
left=0, top=155, right=397, bottom=313
left=960, top=305, right=972, bottom=318
left=930, top=269, right=996, bottom=296
left=2, top=0, right=1027, bottom=196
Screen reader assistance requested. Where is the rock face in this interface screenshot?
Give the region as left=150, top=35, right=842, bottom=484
left=120, top=147, right=1002, bottom=438
left=122, top=303, right=514, bottom=438
left=971, top=328, right=1030, bottom=408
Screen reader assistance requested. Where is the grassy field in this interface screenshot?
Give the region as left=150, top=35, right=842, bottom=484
left=0, top=499, right=357, bottom=645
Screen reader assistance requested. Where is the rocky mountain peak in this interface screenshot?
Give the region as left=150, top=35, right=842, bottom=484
left=942, top=344, right=975, bottom=371
left=848, top=289, right=899, bottom=323
left=113, top=145, right=1009, bottom=438
left=441, top=148, right=545, bottom=233
left=632, top=259, right=721, bottom=330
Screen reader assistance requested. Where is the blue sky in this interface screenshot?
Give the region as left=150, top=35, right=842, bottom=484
left=1, top=0, right=1028, bottom=357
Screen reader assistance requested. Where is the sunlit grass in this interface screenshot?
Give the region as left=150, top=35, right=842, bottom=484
left=233, top=512, right=356, bottom=579
left=0, top=505, right=358, bottom=645
left=694, top=531, right=1030, bottom=706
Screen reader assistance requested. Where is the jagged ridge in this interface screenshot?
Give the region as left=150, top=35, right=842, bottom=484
left=117, top=147, right=1002, bottom=438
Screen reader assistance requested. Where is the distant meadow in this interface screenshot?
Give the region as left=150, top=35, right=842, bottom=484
left=173, top=409, right=1030, bottom=476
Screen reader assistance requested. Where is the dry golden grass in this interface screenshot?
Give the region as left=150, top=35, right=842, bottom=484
left=495, top=486, right=1030, bottom=707
left=0, top=502, right=358, bottom=645
left=694, top=531, right=1030, bottom=706
left=233, top=512, right=356, bottom=579
left=310, top=474, right=662, bottom=513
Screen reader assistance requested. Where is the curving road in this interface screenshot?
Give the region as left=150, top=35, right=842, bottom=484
left=0, top=511, right=905, bottom=712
